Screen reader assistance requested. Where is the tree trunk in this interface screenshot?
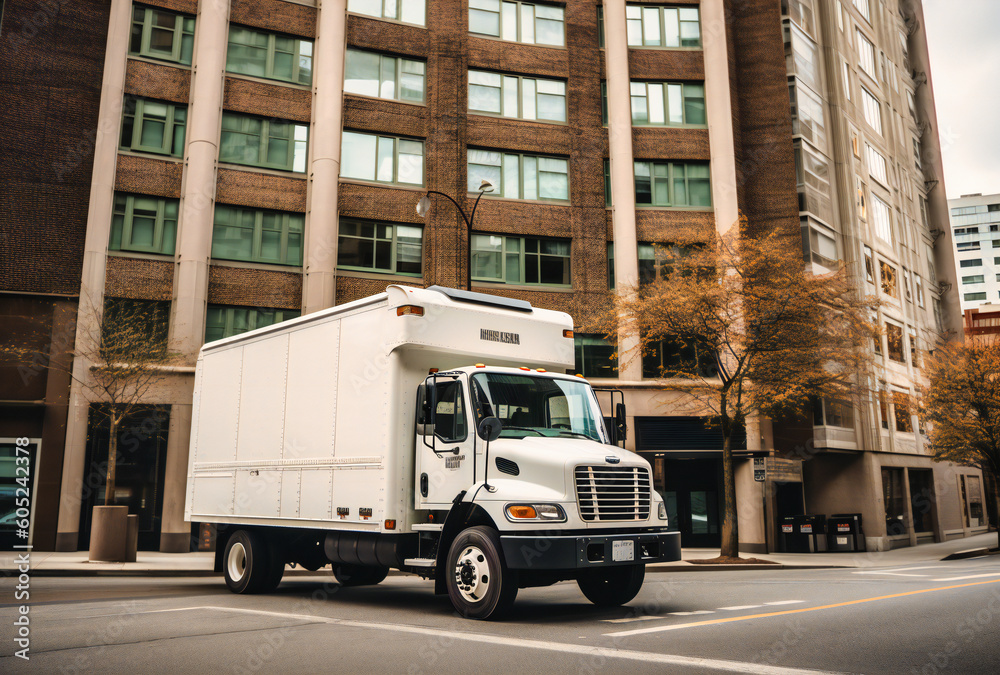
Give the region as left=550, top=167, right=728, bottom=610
left=105, top=417, right=118, bottom=506
left=719, top=396, right=740, bottom=558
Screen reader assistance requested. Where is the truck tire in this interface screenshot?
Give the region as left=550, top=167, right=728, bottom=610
left=224, top=529, right=280, bottom=594
left=446, top=526, right=518, bottom=620
left=333, top=564, right=389, bottom=587
left=577, top=564, right=645, bottom=607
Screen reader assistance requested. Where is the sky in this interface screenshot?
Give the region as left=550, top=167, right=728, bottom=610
left=923, top=0, right=1000, bottom=200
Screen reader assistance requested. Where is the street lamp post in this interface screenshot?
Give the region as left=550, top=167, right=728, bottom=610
left=416, top=180, right=494, bottom=291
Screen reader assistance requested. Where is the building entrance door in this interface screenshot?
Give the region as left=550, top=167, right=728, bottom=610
left=652, top=456, right=722, bottom=548
left=79, top=406, right=170, bottom=551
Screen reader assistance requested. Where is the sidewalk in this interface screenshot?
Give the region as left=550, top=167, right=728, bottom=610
left=2, top=533, right=995, bottom=577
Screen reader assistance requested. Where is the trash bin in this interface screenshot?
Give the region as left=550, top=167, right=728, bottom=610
left=780, top=515, right=827, bottom=552
left=827, top=513, right=864, bottom=552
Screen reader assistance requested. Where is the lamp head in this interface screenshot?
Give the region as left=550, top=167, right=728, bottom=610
left=416, top=195, right=431, bottom=218
left=479, top=180, right=494, bottom=193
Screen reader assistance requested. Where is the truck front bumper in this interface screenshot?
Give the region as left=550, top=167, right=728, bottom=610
left=499, top=529, right=681, bottom=570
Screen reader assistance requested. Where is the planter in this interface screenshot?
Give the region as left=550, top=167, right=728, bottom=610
left=88, top=505, right=129, bottom=562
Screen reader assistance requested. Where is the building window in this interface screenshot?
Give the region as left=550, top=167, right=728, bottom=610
left=633, top=161, right=711, bottom=207
left=864, top=245, right=875, bottom=284
left=211, top=205, right=304, bottom=266
left=866, top=144, right=888, bottom=186
left=205, top=305, right=301, bottom=343
left=893, top=392, right=912, bottom=432
left=842, top=60, right=852, bottom=100
left=471, top=234, right=571, bottom=286
left=469, top=0, right=565, bottom=47
left=871, top=194, right=892, bottom=244
left=853, top=0, right=870, bottom=22
left=642, top=337, right=718, bottom=379
left=861, top=86, right=882, bottom=135
left=220, top=113, right=308, bottom=172
left=960, top=259, right=982, bottom=268
left=102, top=298, right=170, bottom=358
left=902, top=268, right=912, bottom=301
left=341, top=131, right=424, bottom=186
left=886, top=323, right=905, bottom=362
left=625, top=4, right=701, bottom=48
left=909, top=328, right=918, bottom=368
left=616, top=81, right=706, bottom=126
left=804, top=221, right=839, bottom=271
left=348, top=0, right=426, bottom=25
left=574, top=334, right=618, bottom=378
left=789, top=82, right=826, bottom=147
left=965, top=292, right=987, bottom=301
left=226, top=26, right=313, bottom=85
left=337, top=220, right=423, bottom=276
left=637, top=242, right=690, bottom=284
left=915, top=275, right=924, bottom=307
left=815, top=398, right=855, bottom=428
left=110, top=193, right=178, bottom=256
left=345, top=49, right=425, bottom=103
left=129, top=4, right=195, bottom=66
left=469, top=70, right=565, bottom=122
left=962, top=275, right=985, bottom=284
left=912, top=137, right=923, bottom=172
left=880, top=261, right=897, bottom=297
left=467, top=149, right=568, bottom=200
left=786, top=22, right=820, bottom=90
left=857, top=29, right=876, bottom=78
left=120, top=97, right=186, bottom=157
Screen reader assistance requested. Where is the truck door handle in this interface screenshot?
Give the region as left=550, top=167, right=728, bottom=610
left=437, top=447, right=461, bottom=456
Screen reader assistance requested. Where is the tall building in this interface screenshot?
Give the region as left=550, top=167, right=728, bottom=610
left=949, top=192, right=1000, bottom=310
left=0, top=0, right=985, bottom=554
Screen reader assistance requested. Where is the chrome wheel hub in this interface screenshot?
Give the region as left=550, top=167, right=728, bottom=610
left=228, top=542, right=247, bottom=582
left=453, top=545, right=491, bottom=603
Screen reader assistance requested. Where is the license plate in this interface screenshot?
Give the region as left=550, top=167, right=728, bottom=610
left=837, top=536, right=848, bottom=545
left=612, top=540, right=634, bottom=562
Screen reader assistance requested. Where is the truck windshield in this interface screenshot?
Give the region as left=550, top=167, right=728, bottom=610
left=470, top=373, right=608, bottom=443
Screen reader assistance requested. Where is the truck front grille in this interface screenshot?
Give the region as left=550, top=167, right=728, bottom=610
left=575, top=465, right=651, bottom=521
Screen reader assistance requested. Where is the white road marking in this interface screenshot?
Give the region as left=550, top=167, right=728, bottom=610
left=764, top=601, right=805, bottom=606
left=852, top=572, right=929, bottom=577
left=853, top=566, right=943, bottom=576
left=931, top=573, right=1000, bottom=582
left=719, top=605, right=763, bottom=611
left=108, top=605, right=846, bottom=675
left=603, top=615, right=668, bottom=623
left=669, top=610, right=716, bottom=616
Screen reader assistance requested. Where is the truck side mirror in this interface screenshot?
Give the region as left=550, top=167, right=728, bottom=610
left=477, top=416, right=502, bottom=442
left=615, top=402, right=628, bottom=443
left=416, top=383, right=437, bottom=446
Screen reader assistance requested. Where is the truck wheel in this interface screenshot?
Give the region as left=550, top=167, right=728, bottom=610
left=577, top=564, right=645, bottom=607
left=333, top=564, right=389, bottom=587
left=224, top=530, right=276, bottom=594
left=446, top=526, right=518, bottom=620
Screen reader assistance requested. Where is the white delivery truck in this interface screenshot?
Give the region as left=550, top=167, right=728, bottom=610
left=185, top=285, right=680, bottom=619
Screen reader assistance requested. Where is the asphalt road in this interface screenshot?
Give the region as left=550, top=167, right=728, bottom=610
left=2, top=556, right=999, bottom=674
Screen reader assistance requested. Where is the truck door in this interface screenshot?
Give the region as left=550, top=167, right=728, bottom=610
left=416, top=376, right=476, bottom=509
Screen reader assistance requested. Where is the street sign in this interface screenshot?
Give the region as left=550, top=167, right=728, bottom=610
left=753, top=457, right=766, bottom=482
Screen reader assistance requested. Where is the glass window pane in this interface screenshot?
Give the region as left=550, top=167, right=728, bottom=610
left=627, top=17, right=642, bottom=46
left=470, top=8, right=500, bottom=35
left=266, top=137, right=289, bottom=167
left=503, top=76, right=519, bottom=117
left=380, top=55, right=396, bottom=99
left=376, top=136, right=395, bottom=181
left=341, top=132, right=377, bottom=180
left=501, top=2, right=517, bottom=40
left=648, top=83, right=665, bottom=124
left=397, top=146, right=423, bottom=185
left=345, top=49, right=381, bottom=97
left=684, top=84, right=706, bottom=124
left=664, top=8, right=680, bottom=46
left=522, top=156, right=537, bottom=200
left=537, top=92, right=565, bottom=122
left=522, top=78, right=536, bottom=119
left=400, top=0, right=426, bottom=25
left=520, top=4, right=535, bottom=43
left=635, top=162, right=651, bottom=204
left=503, top=153, right=520, bottom=199
left=668, top=84, right=684, bottom=124
left=643, top=7, right=661, bottom=45
left=535, top=18, right=563, bottom=46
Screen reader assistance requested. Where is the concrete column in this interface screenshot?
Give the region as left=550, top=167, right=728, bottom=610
left=701, top=0, right=740, bottom=236
left=602, top=0, right=640, bottom=381
left=170, top=0, right=230, bottom=358
left=159, top=399, right=193, bottom=552
left=56, top=0, right=132, bottom=551
left=303, top=0, right=348, bottom=313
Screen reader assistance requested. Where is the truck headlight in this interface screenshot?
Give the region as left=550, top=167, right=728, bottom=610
left=505, top=503, right=567, bottom=523
left=657, top=501, right=668, bottom=522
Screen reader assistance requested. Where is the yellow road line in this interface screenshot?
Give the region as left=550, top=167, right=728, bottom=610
left=606, top=578, right=1000, bottom=637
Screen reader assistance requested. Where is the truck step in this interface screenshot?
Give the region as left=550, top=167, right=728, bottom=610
left=411, top=523, right=444, bottom=532
left=404, top=558, right=437, bottom=568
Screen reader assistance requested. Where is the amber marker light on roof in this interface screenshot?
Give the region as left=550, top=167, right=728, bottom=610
left=428, top=368, right=439, bottom=374
left=563, top=330, right=574, bottom=338
left=397, top=305, right=424, bottom=316
left=536, top=368, right=547, bottom=372
left=475, top=363, right=486, bottom=368
left=519, top=366, right=531, bottom=371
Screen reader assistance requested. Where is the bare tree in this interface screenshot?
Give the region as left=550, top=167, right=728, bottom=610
left=3, top=296, right=177, bottom=505
left=593, top=215, right=880, bottom=559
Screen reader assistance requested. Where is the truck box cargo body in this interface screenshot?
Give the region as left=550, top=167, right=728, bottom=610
left=185, top=285, right=680, bottom=619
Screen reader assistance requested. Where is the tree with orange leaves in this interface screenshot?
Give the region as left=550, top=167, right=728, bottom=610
left=594, top=216, right=880, bottom=559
